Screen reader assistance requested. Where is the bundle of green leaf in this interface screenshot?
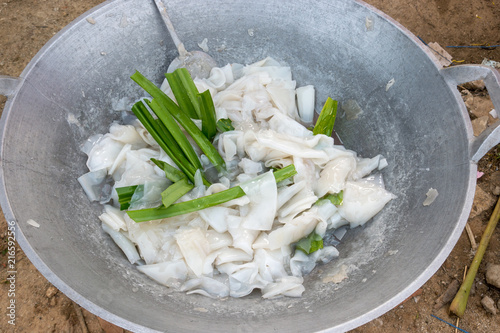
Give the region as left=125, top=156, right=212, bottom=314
left=78, top=57, right=394, bottom=298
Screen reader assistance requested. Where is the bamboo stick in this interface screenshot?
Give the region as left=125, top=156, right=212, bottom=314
left=449, top=196, right=500, bottom=317
left=465, top=223, right=477, bottom=250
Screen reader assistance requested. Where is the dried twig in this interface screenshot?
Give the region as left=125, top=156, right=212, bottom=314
left=450, top=196, right=500, bottom=317
left=465, top=223, right=477, bottom=251
left=434, top=280, right=459, bottom=310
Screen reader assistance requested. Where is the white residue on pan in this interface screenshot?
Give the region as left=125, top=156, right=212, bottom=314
left=67, top=113, right=80, bottom=126
left=111, top=97, right=131, bottom=111
left=365, top=16, right=374, bottom=31
left=423, top=188, right=438, bottom=206
left=198, top=38, right=209, bottom=52
left=193, top=307, right=209, bottom=313
left=119, top=14, right=129, bottom=28
left=319, top=221, right=389, bottom=286
left=386, top=78, right=395, bottom=91
left=27, top=219, right=40, bottom=228
left=341, top=99, right=363, bottom=120
left=322, top=264, right=348, bottom=284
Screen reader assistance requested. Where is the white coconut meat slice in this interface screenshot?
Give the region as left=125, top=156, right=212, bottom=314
left=215, top=248, right=253, bottom=265
left=262, top=276, right=305, bottom=299
left=175, top=228, right=210, bottom=277
left=199, top=206, right=237, bottom=233
left=277, top=181, right=307, bottom=210
left=351, top=154, right=383, bottom=180
left=99, top=204, right=127, bottom=231
left=182, top=276, right=230, bottom=298
left=296, top=85, right=315, bottom=123
left=227, top=215, right=260, bottom=255
left=268, top=211, right=320, bottom=250
left=108, top=123, right=148, bottom=149
left=240, top=170, right=278, bottom=231
left=137, top=260, right=188, bottom=288
left=267, top=111, right=312, bottom=137
left=254, top=248, right=288, bottom=282
left=77, top=168, right=108, bottom=202
left=315, top=155, right=356, bottom=197
left=338, top=179, right=395, bottom=228
left=86, top=136, right=124, bottom=172
left=102, top=223, right=141, bottom=264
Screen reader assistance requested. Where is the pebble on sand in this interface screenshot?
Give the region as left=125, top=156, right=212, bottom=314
left=481, top=295, right=497, bottom=315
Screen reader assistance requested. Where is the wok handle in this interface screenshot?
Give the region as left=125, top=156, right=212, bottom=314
left=440, top=65, right=500, bottom=163
left=0, top=75, right=22, bottom=98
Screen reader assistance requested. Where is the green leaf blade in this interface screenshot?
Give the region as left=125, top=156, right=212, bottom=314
left=175, top=68, right=203, bottom=119
left=165, top=70, right=199, bottom=119
left=146, top=98, right=203, bottom=172
left=131, top=101, right=197, bottom=182
left=150, top=158, right=186, bottom=182
left=127, top=186, right=246, bottom=222
left=116, top=185, right=139, bottom=210
left=161, top=178, right=194, bottom=208
left=295, top=231, right=324, bottom=255
left=127, top=165, right=297, bottom=222
left=313, top=97, right=338, bottom=137
left=198, top=90, right=217, bottom=141
left=131, top=70, right=226, bottom=173
left=324, top=190, right=343, bottom=206
left=273, top=164, right=297, bottom=183
left=216, top=118, right=235, bottom=133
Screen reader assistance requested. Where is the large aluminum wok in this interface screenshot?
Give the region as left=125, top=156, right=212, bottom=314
left=1, top=0, right=499, bottom=332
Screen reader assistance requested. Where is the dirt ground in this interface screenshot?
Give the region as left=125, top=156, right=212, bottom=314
left=0, top=0, right=499, bottom=332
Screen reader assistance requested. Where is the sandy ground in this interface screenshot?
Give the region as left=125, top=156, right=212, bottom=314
left=0, top=0, right=499, bottom=332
